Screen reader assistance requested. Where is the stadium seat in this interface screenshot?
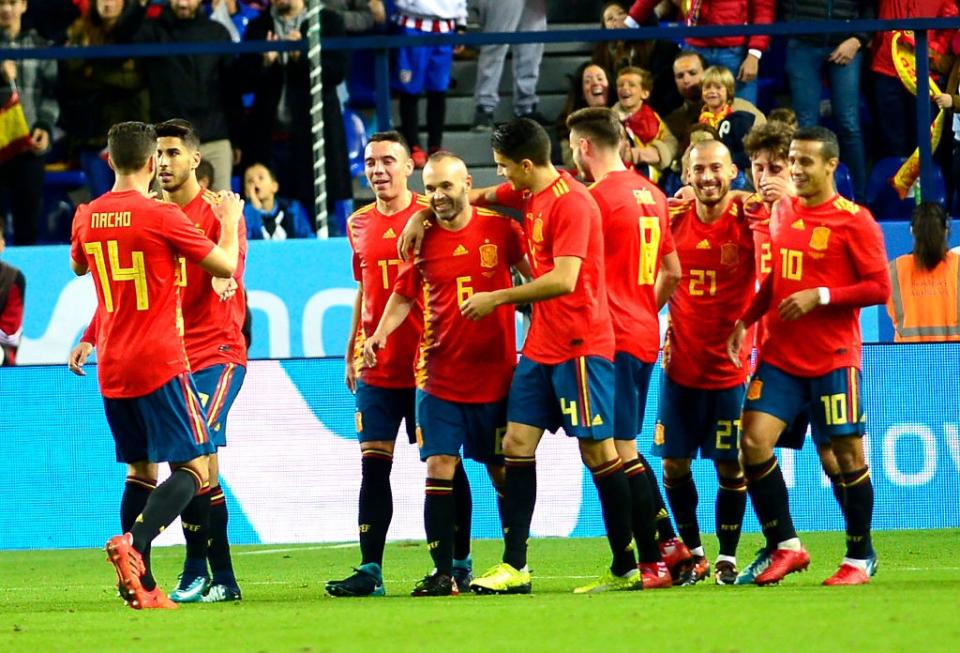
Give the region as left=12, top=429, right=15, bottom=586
left=865, top=156, right=946, bottom=221
left=343, top=109, right=368, bottom=179
left=40, top=168, right=87, bottom=244
left=834, top=162, right=855, bottom=201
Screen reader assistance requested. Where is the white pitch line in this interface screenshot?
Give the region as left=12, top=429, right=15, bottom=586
left=237, top=543, right=359, bottom=556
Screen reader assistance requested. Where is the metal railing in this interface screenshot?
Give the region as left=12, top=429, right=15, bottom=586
left=3, top=17, right=960, bottom=205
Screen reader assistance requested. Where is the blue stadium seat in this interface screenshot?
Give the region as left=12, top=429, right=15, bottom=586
left=865, top=156, right=946, bottom=221
left=343, top=109, right=368, bottom=179
left=40, top=169, right=87, bottom=244
left=834, top=162, right=855, bottom=201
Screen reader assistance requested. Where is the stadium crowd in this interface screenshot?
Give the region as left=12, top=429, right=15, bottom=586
left=1, top=0, right=960, bottom=246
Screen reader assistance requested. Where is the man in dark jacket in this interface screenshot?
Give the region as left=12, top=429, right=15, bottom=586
left=238, top=1, right=352, bottom=234
left=780, top=0, right=874, bottom=201
left=120, top=0, right=241, bottom=191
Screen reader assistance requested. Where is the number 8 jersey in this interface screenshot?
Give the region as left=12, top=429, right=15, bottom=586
left=70, top=189, right=217, bottom=398
left=666, top=197, right=756, bottom=388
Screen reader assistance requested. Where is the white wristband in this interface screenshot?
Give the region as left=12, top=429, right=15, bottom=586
left=625, top=16, right=639, bottom=29
left=748, top=48, right=763, bottom=60
left=818, top=287, right=831, bottom=306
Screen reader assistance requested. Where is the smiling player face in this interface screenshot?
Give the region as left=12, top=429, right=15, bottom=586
left=364, top=140, right=414, bottom=203
left=689, top=141, right=736, bottom=208
left=423, top=156, right=472, bottom=227
left=156, top=136, right=199, bottom=192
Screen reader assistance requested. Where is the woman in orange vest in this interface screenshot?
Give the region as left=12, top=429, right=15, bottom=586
left=886, top=202, right=960, bottom=342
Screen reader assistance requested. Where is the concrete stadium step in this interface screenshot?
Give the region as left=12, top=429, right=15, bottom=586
left=353, top=166, right=502, bottom=203
left=389, top=94, right=566, bottom=128
left=448, top=54, right=584, bottom=96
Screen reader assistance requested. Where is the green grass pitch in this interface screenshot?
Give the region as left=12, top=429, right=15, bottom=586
left=1, top=530, right=958, bottom=653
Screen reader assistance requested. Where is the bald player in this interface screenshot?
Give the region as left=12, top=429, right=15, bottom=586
left=366, top=153, right=530, bottom=596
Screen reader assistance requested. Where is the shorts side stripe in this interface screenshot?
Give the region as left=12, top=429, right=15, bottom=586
left=206, top=364, right=236, bottom=427
left=578, top=357, right=592, bottom=426
left=180, top=375, right=208, bottom=445
left=848, top=368, right=858, bottom=424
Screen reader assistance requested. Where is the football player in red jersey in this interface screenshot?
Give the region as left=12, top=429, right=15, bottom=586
left=651, top=140, right=755, bottom=586
left=566, top=106, right=681, bottom=590
left=735, top=121, right=847, bottom=585
left=728, top=126, right=890, bottom=586
left=71, top=120, right=250, bottom=603
left=445, top=119, right=639, bottom=595
left=364, top=152, right=530, bottom=596
left=70, top=121, right=242, bottom=609
left=327, top=132, right=474, bottom=597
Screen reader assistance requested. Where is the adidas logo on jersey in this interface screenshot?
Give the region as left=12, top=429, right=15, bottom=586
left=453, top=244, right=469, bottom=256
left=592, top=414, right=604, bottom=426
left=791, top=219, right=805, bottom=230
left=382, top=227, right=397, bottom=238
left=696, top=239, right=711, bottom=249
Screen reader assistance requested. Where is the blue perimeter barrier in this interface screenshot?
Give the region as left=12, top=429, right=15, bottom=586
left=5, top=227, right=960, bottom=365
left=1, top=17, right=957, bottom=202
left=0, top=345, right=957, bottom=550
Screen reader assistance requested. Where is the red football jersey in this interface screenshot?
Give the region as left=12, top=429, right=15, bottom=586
left=744, top=193, right=774, bottom=283
left=178, top=191, right=248, bottom=371
left=394, top=207, right=527, bottom=403
left=591, top=169, right=675, bottom=363
left=494, top=172, right=615, bottom=364
left=346, top=193, right=428, bottom=388
left=70, top=190, right=216, bottom=398
left=666, top=198, right=756, bottom=388
left=761, top=195, right=888, bottom=376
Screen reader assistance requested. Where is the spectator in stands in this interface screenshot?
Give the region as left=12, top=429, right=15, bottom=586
left=593, top=0, right=680, bottom=115
left=22, top=0, right=81, bottom=43
left=327, top=0, right=386, bottom=109
left=0, top=216, right=24, bottom=366
left=243, top=162, right=315, bottom=240
left=61, top=0, right=150, bottom=198
left=664, top=50, right=764, bottom=160
left=391, top=0, right=467, bottom=168
left=871, top=0, right=958, bottom=158
left=239, top=1, right=352, bottom=234
left=326, top=0, right=385, bottom=33
left=886, top=203, right=960, bottom=342
left=622, top=0, right=774, bottom=105
left=612, top=66, right=676, bottom=182
left=555, top=62, right=614, bottom=168
left=0, top=0, right=58, bottom=246
left=780, top=0, right=871, bottom=202
left=767, top=106, right=798, bottom=128
left=208, top=0, right=264, bottom=42
left=470, top=0, right=547, bottom=132
left=196, top=158, right=214, bottom=189
left=117, top=0, right=241, bottom=191
left=935, top=36, right=960, bottom=213
left=698, top=65, right=758, bottom=170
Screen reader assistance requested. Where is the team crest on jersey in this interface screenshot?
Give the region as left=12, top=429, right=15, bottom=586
left=809, top=226, right=831, bottom=251
left=720, top=242, right=740, bottom=266
left=532, top=216, right=544, bottom=243
left=479, top=242, right=498, bottom=268
left=747, top=379, right=763, bottom=401
left=654, top=423, right=665, bottom=445
left=633, top=189, right=655, bottom=206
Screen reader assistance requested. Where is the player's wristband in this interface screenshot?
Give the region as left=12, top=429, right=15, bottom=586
left=817, top=287, right=831, bottom=306
left=748, top=48, right=763, bottom=60
left=625, top=16, right=639, bottom=28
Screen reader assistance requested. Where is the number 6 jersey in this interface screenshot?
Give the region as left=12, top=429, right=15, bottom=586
left=70, top=189, right=217, bottom=398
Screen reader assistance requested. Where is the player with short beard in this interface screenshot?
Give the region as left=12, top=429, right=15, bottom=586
left=653, top=140, right=755, bottom=586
